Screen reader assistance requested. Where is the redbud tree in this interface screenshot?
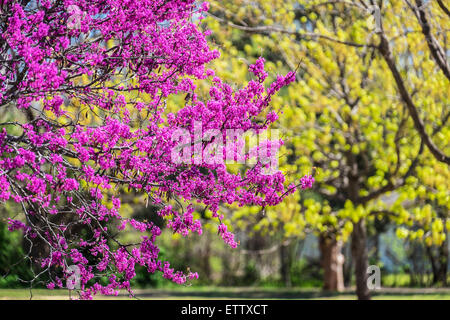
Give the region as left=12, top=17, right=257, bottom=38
left=0, top=0, right=313, bottom=298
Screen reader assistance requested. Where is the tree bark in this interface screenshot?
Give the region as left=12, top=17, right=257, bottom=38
left=426, top=243, right=448, bottom=286
left=343, top=242, right=353, bottom=287
left=201, top=233, right=212, bottom=281
left=351, top=219, right=371, bottom=300
left=319, top=234, right=345, bottom=292
left=279, top=241, right=292, bottom=287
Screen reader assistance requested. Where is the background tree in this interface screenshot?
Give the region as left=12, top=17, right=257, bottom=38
left=204, top=0, right=450, bottom=299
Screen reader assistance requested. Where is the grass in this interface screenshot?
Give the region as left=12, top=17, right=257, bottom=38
left=2, top=286, right=450, bottom=300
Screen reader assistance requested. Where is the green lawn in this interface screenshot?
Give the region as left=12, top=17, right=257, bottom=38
left=2, top=287, right=450, bottom=300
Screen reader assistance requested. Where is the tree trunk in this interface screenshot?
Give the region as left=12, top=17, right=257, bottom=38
left=426, top=243, right=448, bottom=286
left=351, top=219, right=371, bottom=300
left=439, top=241, right=448, bottom=286
left=202, top=233, right=212, bottom=281
left=279, top=240, right=292, bottom=287
left=23, top=210, right=50, bottom=268
left=374, top=233, right=380, bottom=264
left=343, top=242, right=353, bottom=287
left=319, top=234, right=345, bottom=291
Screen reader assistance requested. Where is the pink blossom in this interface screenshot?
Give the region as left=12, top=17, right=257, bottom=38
left=0, top=0, right=310, bottom=299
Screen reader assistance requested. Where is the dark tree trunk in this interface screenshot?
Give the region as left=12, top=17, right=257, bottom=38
left=374, top=233, right=380, bottom=264
left=279, top=241, right=292, bottom=287
left=319, top=234, right=345, bottom=291
left=351, top=219, right=371, bottom=300
left=343, top=242, right=353, bottom=287
left=426, top=243, right=448, bottom=286
left=245, top=215, right=266, bottom=276
left=202, top=233, right=212, bottom=281
left=437, top=237, right=448, bottom=286
left=23, top=210, right=51, bottom=268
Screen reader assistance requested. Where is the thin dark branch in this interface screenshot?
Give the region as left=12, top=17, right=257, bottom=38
left=377, top=33, right=450, bottom=165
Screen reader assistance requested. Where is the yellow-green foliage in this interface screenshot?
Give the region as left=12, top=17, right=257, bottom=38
left=203, top=0, right=450, bottom=245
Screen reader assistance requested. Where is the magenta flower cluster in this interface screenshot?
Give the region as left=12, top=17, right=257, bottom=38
left=0, top=0, right=313, bottom=299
